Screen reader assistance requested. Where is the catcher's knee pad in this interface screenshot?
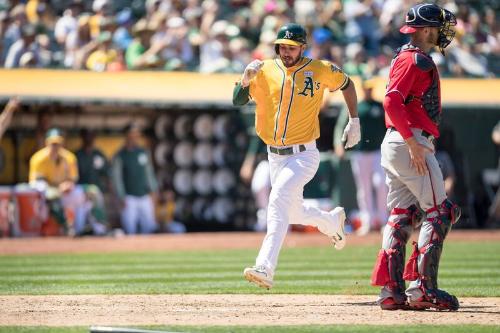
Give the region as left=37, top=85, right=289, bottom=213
left=440, top=198, right=461, bottom=225
left=371, top=205, right=421, bottom=289
left=403, top=199, right=460, bottom=287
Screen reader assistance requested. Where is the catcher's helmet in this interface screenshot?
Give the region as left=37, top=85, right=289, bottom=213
left=274, top=23, right=307, bottom=54
left=400, top=3, right=456, bottom=53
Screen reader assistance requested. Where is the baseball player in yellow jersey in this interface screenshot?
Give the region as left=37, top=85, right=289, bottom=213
left=233, top=23, right=361, bottom=289
left=29, top=128, right=87, bottom=235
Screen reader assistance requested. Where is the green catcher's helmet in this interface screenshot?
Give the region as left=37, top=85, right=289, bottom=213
left=274, top=23, right=307, bottom=53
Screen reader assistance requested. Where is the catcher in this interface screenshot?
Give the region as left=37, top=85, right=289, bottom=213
left=371, top=3, right=460, bottom=311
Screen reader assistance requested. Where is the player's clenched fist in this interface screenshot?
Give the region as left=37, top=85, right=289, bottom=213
left=241, top=60, right=264, bottom=87
left=341, top=117, right=361, bottom=149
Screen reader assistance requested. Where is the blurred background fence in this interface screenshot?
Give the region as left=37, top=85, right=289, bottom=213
left=0, top=70, right=498, bottom=233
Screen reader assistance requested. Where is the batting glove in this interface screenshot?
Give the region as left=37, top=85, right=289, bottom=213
left=342, top=117, right=361, bottom=149
left=241, top=60, right=264, bottom=87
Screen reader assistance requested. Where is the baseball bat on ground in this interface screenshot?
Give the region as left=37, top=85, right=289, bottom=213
left=89, top=326, right=187, bottom=333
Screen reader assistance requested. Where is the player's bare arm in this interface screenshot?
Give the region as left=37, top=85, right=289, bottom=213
left=0, top=96, right=20, bottom=139
left=341, top=79, right=358, bottom=119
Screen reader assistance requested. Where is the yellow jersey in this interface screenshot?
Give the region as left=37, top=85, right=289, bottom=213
left=29, top=147, right=79, bottom=186
left=249, top=57, right=349, bottom=146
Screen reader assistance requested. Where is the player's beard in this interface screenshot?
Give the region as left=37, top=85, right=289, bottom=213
left=280, top=51, right=302, bottom=67
left=427, top=29, right=439, bottom=47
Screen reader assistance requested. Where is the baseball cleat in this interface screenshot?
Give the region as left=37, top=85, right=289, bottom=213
left=329, top=207, right=346, bottom=250
left=408, top=291, right=459, bottom=311
left=379, top=297, right=410, bottom=310
left=243, top=265, right=273, bottom=289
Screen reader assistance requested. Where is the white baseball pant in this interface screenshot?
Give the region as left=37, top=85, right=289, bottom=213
left=255, top=141, right=337, bottom=275
left=251, top=160, right=271, bottom=232
left=61, top=185, right=87, bottom=234
left=121, top=194, right=157, bottom=234
left=350, top=151, right=388, bottom=228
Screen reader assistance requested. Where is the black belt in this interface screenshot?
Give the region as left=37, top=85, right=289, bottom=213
left=389, top=127, right=434, bottom=140
left=268, top=144, right=306, bottom=155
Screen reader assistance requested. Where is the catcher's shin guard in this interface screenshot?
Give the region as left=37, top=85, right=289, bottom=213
left=406, top=199, right=461, bottom=311
left=371, top=205, right=422, bottom=309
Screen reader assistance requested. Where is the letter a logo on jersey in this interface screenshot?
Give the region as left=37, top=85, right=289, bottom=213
left=299, top=77, right=315, bottom=97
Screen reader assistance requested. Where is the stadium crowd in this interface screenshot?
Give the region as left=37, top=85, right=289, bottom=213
left=0, top=0, right=498, bottom=77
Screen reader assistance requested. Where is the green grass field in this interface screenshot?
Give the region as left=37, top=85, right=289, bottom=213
left=0, top=242, right=499, bottom=296
left=0, top=240, right=499, bottom=333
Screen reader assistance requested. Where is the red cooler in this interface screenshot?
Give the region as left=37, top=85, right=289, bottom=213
left=0, top=186, right=12, bottom=237
left=14, top=186, right=46, bottom=237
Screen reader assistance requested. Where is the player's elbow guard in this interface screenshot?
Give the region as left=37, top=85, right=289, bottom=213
left=233, top=82, right=250, bottom=106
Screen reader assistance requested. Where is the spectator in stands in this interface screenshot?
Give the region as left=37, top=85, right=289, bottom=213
left=111, top=123, right=158, bottom=234
left=29, top=128, right=88, bottom=236
left=305, top=27, right=334, bottom=62
left=0, top=97, right=19, bottom=140
left=4, top=24, right=40, bottom=68
left=343, top=0, right=381, bottom=56
left=378, top=0, right=406, bottom=51
left=112, top=7, right=133, bottom=51
left=54, top=0, right=82, bottom=46
left=1, top=5, right=27, bottom=66
left=334, top=78, right=387, bottom=234
left=65, top=14, right=96, bottom=69
left=86, top=31, right=120, bottom=71
left=0, top=0, right=498, bottom=75
left=154, top=16, right=195, bottom=71
left=144, top=0, right=163, bottom=21
left=89, top=0, right=112, bottom=38
left=25, top=0, right=57, bottom=32
left=483, top=7, right=500, bottom=65
left=34, top=33, right=53, bottom=67
left=251, top=28, right=275, bottom=61
left=197, top=1, right=230, bottom=73
left=229, top=36, right=252, bottom=73
left=449, top=40, right=492, bottom=78
left=126, top=18, right=160, bottom=70
left=0, top=10, right=11, bottom=64
left=199, top=19, right=232, bottom=73
left=343, top=43, right=370, bottom=77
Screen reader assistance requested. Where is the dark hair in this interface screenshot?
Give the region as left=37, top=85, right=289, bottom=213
left=80, top=128, right=95, bottom=138
left=123, top=122, right=141, bottom=134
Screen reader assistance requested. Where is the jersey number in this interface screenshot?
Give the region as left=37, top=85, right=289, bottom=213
left=299, top=77, right=320, bottom=98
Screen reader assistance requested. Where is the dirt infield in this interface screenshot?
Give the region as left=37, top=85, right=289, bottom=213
left=0, top=295, right=499, bottom=326
left=1, top=229, right=499, bottom=255
left=1, top=230, right=499, bottom=327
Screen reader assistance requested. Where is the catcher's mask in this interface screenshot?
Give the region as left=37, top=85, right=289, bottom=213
left=400, top=3, right=456, bottom=55
left=274, top=23, right=307, bottom=55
